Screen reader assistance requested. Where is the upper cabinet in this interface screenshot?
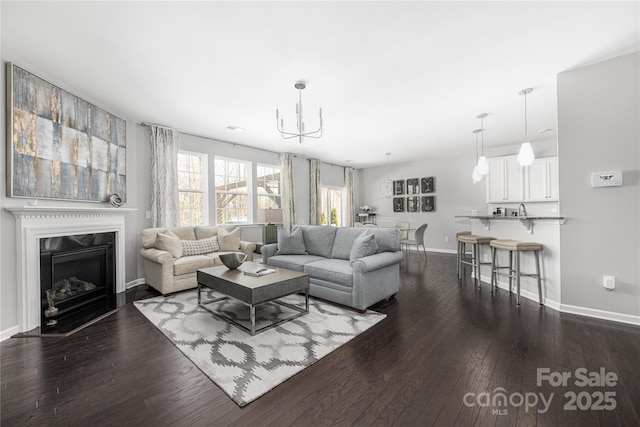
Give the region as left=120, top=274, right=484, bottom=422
left=486, top=155, right=524, bottom=202
left=525, top=156, right=559, bottom=201
left=486, top=155, right=558, bottom=203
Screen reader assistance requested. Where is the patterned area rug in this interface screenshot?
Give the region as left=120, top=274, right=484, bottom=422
left=134, top=289, right=386, bottom=406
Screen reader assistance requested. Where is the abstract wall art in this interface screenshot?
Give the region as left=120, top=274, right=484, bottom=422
left=6, top=63, right=126, bottom=202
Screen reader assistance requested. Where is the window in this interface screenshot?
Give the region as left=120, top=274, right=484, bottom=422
left=215, top=157, right=250, bottom=224
left=256, top=164, right=281, bottom=209
left=177, top=151, right=208, bottom=226
left=320, top=186, right=344, bottom=226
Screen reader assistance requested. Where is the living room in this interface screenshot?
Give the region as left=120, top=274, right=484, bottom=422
left=2, top=1, right=639, bottom=425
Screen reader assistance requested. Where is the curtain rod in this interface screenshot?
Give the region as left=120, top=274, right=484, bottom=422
left=138, top=121, right=350, bottom=169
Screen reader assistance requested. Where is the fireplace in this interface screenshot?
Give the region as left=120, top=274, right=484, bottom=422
left=40, top=233, right=115, bottom=324
left=6, top=206, right=132, bottom=333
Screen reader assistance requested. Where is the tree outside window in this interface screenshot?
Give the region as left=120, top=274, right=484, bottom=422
left=178, top=151, right=208, bottom=226
left=215, top=157, right=250, bottom=224
left=321, top=186, right=343, bottom=226
left=256, top=164, right=281, bottom=209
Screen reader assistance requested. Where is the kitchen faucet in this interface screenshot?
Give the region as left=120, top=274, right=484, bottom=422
left=518, top=203, right=527, bottom=217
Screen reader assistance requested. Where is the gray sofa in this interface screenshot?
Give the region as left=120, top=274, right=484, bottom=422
left=262, top=225, right=403, bottom=311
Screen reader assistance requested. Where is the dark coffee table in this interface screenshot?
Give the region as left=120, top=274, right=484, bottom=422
left=196, top=261, right=309, bottom=335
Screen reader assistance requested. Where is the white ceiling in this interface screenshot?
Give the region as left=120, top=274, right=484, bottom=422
left=2, top=1, right=639, bottom=168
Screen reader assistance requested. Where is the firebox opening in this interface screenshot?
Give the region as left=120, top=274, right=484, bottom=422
left=40, top=232, right=115, bottom=330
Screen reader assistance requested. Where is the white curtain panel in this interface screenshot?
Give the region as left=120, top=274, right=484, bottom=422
left=344, top=166, right=354, bottom=227
left=310, top=159, right=322, bottom=225
left=280, top=153, right=295, bottom=233
left=149, top=125, right=179, bottom=228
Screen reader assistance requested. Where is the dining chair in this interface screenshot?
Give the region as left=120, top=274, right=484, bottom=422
left=401, top=223, right=428, bottom=261
left=354, top=222, right=364, bottom=227
left=394, top=221, right=410, bottom=241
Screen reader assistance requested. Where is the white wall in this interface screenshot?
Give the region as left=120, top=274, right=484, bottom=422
left=356, top=151, right=488, bottom=252
left=557, top=52, right=640, bottom=321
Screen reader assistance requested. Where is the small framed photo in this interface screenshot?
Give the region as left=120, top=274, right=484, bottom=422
left=393, top=197, right=405, bottom=212
left=407, top=196, right=419, bottom=212
left=406, top=178, right=419, bottom=195
left=393, top=180, right=405, bottom=195
left=422, top=196, right=435, bottom=212
left=421, top=177, right=435, bottom=193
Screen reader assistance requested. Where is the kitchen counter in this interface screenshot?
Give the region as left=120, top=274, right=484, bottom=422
left=455, top=215, right=565, bottom=234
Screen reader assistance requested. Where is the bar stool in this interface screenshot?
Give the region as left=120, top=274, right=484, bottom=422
left=489, top=240, right=543, bottom=305
left=457, top=234, right=495, bottom=288
left=456, top=231, right=471, bottom=278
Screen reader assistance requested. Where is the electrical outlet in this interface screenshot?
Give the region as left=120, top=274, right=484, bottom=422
left=444, top=236, right=449, bottom=242
left=471, top=209, right=478, bottom=216
left=603, top=275, right=615, bottom=291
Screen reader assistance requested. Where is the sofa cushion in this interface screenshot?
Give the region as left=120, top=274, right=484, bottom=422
left=300, top=225, right=337, bottom=258
left=368, top=227, right=401, bottom=252
left=156, top=230, right=183, bottom=258
left=267, top=254, right=326, bottom=272
left=173, top=255, right=214, bottom=276
left=194, top=226, right=219, bottom=240
left=167, top=226, right=197, bottom=241
left=141, top=227, right=166, bottom=248
left=182, top=236, right=219, bottom=256
left=349, top=232, right=378, bottom=263
left=331, top=227, right=367, bottom=259
left=303, top=259, right=353, bottom=287
left=276, top=227, right=307, bottom=255
left=218, top=227, right=241, bottom=250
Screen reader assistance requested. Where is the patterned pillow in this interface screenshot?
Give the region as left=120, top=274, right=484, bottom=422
left=181, top=236, right=220, bottom=256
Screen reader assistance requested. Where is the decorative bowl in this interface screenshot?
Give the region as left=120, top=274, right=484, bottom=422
left=219, top=253, right=247, bottom=269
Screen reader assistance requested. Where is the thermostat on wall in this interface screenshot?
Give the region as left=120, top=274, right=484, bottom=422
left=591, top=170, right=623, bottom=187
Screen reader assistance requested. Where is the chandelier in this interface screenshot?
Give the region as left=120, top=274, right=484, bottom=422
left=276, top=81, right=323, bottom=144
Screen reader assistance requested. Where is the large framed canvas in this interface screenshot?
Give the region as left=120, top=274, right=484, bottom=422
left=6, top=63, right=126, bottom=202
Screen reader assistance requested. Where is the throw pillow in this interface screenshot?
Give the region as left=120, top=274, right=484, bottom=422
left=349, top=232, right=378, bottom=263
left=156, top=230, right=183, bottom=259
left=218, top=227, right=241, bottom=251
left=182, top=236, right=220, bottom=256
left=276, top=227, right=307, bottom=255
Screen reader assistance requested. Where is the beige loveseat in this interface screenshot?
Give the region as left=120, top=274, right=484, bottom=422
left=140, top=226, right=256, bottom=295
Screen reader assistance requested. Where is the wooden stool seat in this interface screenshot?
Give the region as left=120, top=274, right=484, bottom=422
left=490, top=239, right=543, bottom=306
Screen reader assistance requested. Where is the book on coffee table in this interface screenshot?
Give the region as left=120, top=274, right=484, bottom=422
left=243, top=267, right=276, bottom=277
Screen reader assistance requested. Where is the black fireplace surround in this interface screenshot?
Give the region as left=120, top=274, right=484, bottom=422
left=40, top=232, right=115, bottom=327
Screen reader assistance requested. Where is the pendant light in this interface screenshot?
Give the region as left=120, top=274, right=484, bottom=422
left=472, top=129, right=482, bottom=184
left=476, top=113, right=489, bottom=175
left=379, top=153, right=393, bottom=198
left=517, top=88, right=535, bottom=166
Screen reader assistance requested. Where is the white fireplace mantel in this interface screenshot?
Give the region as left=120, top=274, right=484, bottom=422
left=5, top=206, right=137, bottom=332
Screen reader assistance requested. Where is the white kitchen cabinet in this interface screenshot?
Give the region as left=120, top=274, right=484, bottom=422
left=526, top=156, right=559, bottom=201
left=486, top=155, right=524, bottom=203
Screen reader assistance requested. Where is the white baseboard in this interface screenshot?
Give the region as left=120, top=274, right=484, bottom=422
left=477, top=274, right=636, bottom=325
left=403, top=246, right=457, bottom=255
left=560, top=304, right=640, bottom=326
left=126, top=278, right=146, bottom=289
left=1, top=325, right=20, bottom=342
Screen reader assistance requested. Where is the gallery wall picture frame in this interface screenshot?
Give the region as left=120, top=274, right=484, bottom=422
left=393, top=197, right=405, bottom=212
left=422, top=196, right=435, bottom=212
left=406, top=178, right=419, bottom=195
left=6, top=62, right=127, bottom=202
left=421, top=176, right=435, bottom=193
left=393, top=180, right=405, bottom=195
left=407, top=196, right=419, bottom=212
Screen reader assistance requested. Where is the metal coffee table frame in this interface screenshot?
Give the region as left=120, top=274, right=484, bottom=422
left=197, top=263, right=309, bottom=336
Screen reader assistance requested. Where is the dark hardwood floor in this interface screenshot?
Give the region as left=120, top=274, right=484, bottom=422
left=2, top=252, right=639, bottom=426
